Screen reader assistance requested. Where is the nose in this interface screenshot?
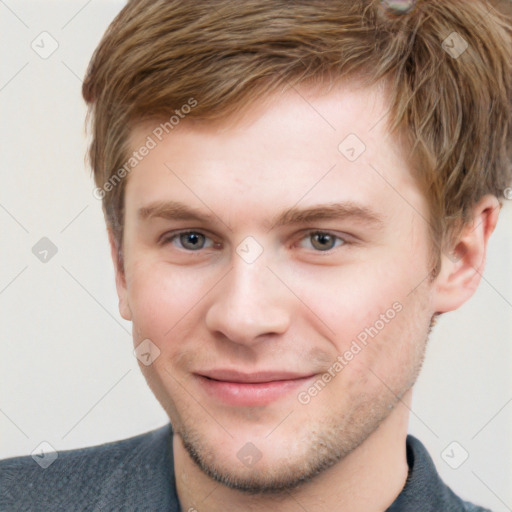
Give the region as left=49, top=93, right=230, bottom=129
left=204, top=255, right=291, bottom=346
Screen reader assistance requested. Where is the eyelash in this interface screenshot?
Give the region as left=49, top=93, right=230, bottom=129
left=159, top=229, right=350, bottom=252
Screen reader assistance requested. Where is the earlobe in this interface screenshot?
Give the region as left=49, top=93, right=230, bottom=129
left=107, top=227, right=133, bottom=322
left=431, top=195, right=501, bottom=314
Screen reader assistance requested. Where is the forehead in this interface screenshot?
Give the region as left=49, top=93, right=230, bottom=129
left=123, top=81, right=423, bottom=225
left=130, top=80, right=395, bottom=154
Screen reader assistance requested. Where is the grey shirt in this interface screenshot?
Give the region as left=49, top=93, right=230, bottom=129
left=0, top=423, right=492, bottom=511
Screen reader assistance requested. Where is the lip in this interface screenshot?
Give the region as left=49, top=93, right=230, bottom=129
left=195, top=370, right=316, bottom=406
left=198, top=369, right=315, bottom=383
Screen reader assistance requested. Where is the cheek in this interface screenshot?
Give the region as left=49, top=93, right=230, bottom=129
left=292, top=250, right=431, bottom=372
left=126, top=262, right=210, bottom=341
left=291, top=255, right=414, bottom=336
left=339, top=283, right=431, bottom=394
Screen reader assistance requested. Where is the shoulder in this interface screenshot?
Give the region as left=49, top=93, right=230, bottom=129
left=462, top=501, right=493, bottom=512
left=0, top=423, right=177, bottom=512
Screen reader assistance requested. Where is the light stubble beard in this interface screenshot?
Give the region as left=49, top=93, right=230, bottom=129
left=163, top=307, right=434, bottom=496
left=174, top=360, right=423, bottom=497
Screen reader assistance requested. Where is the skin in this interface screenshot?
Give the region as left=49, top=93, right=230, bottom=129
left=108, top=81, right=499, bottom=512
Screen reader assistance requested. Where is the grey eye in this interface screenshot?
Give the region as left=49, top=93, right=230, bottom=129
left=309, top=232, right=339, bottom=251
left=179, top=232, right=206, bottom=250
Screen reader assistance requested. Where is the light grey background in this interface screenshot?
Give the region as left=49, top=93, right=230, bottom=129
left=1, top=1, right=511, bottom=510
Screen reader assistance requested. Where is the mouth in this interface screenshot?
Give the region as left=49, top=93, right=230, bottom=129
left=194, top=369, right=317, bottom=406
left=199, top=369, right=316, bottom=383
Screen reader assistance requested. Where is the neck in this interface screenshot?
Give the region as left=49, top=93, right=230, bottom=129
left=174, top=389, right=411, bottom=512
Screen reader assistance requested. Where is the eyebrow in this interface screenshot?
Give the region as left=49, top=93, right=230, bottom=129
left=138, top=200, right=217, bottom=223
left=137, top=200, right=384, bottom=229
left=270, top=202, right=384, bottom=229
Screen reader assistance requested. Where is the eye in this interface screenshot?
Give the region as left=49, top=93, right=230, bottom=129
left=299, top=231, right=346, bottom=251
left=162, top=231, right=215, bottom=251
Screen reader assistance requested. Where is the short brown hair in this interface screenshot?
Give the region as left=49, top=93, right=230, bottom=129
left=82, top=0, right=512, bottom=275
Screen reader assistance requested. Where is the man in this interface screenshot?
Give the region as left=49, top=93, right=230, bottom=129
left=1, top=0, right=511, bottom=510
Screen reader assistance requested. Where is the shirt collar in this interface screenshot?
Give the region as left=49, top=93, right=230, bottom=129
left=386, top=434, right=468, bottom=512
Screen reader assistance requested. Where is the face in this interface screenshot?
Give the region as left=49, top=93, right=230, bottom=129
left=115, top=82, right=437, bottom=493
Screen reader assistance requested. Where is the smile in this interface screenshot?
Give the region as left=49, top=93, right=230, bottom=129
left=195, top=372, right=316, bottom=407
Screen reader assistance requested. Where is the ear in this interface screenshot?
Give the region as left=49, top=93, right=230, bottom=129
left=431, top=194, right=501, bottom=314
left=107, top=227, right=132, bottom=322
